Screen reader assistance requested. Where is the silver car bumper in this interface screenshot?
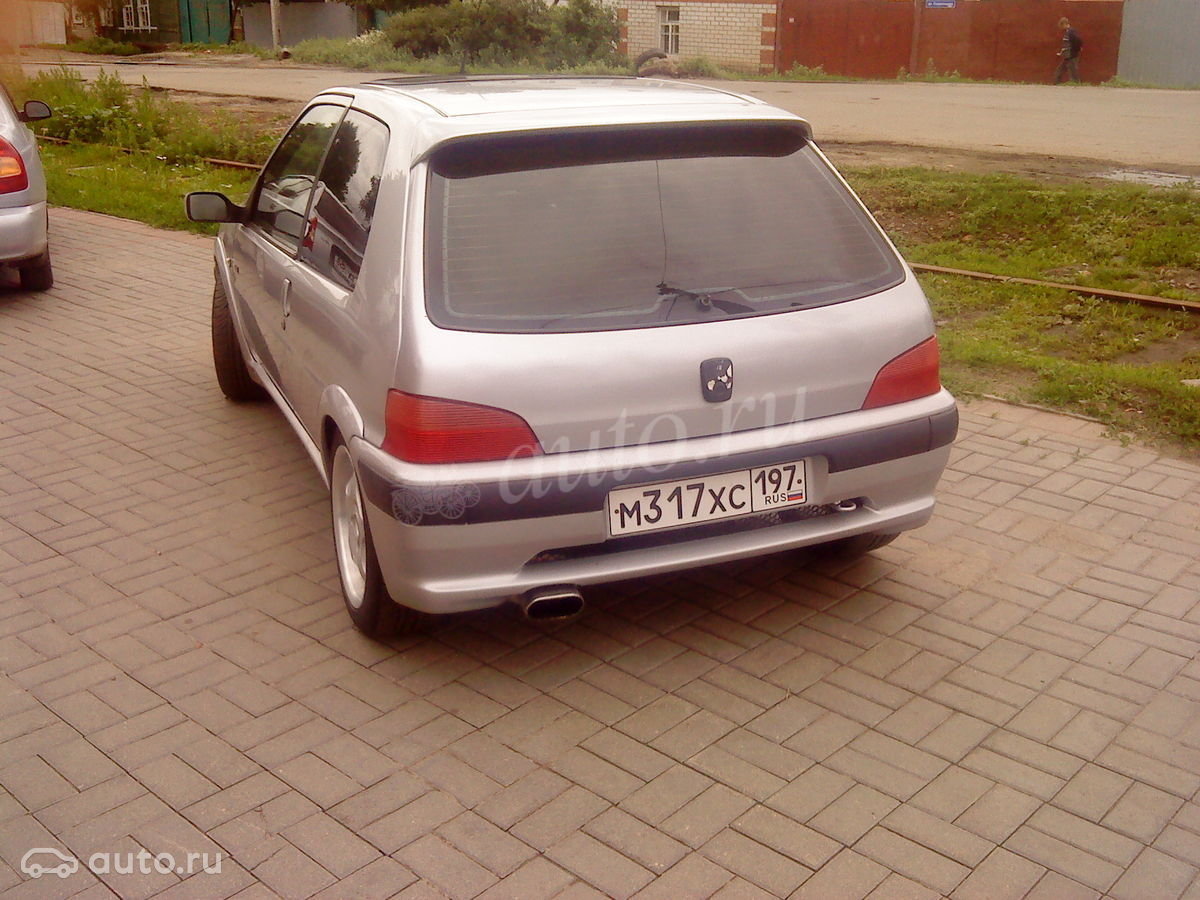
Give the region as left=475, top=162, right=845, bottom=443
left=354, top=391, right=957, bottom=614
left=0, top=201, right=47, bottom=264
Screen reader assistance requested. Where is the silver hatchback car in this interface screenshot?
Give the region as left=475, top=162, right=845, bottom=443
left=187, top=76, right=957, bottom=636
left=0, top=84, right=53, bottom=291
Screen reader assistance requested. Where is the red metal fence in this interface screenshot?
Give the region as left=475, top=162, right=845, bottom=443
left=776, top=0, right=1124, bottom=83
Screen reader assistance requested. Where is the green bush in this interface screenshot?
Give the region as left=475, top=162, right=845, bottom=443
left=675, top=56, right=726, bottom=78
left=384, top=4, right=458, bottom=58
left=383, top=0, right=619, bottom=69
left=386, top=0, right=547, bottom=65
left=64, top=35, right=141, bottom=55
left=541, top=0, right=619, bottom=68
left=290, top=33, right=417, bottom=68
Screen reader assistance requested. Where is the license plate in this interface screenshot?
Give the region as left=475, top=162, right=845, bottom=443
left=607, top=460, right=808, bottom=536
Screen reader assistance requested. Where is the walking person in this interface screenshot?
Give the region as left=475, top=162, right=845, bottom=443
left=1054, top=17, right=1083, bottom=83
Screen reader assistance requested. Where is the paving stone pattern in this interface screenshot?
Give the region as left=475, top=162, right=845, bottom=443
left=1, top=208, right=1199, bottom=898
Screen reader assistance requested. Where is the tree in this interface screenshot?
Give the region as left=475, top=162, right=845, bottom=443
left=387, top=0, right=547, bottom=69
left=543, top=0, right=619, bottom=67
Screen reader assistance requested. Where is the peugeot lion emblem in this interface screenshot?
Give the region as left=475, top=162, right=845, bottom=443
left=700, top=358, right=734, bottom=402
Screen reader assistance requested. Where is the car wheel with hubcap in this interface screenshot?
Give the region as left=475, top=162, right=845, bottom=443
left=330, top=437, right=418, bottom=637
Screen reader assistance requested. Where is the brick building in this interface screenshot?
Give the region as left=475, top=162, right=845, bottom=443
left=618, top=0, right=779, bottom=74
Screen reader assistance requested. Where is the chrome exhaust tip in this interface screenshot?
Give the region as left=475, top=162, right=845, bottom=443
left=522, top=585, right=585, bottom=621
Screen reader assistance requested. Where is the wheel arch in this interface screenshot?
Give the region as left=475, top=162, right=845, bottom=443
left=318, top=385, right=366, bottom=474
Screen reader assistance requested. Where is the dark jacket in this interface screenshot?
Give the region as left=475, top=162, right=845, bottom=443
left=1061, top=28, right=1083, bottom=59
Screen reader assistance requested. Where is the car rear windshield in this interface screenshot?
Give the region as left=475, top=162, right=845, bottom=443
left=424, top=122, right=904, bottom=333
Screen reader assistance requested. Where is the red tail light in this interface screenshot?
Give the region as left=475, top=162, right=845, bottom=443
left=382, top=391, right=543, bottom=464
left=0, top=138, right=29, bottom=194
left=861, top=336, right=941, bottom=409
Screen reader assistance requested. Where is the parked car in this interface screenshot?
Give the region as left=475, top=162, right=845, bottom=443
left=0, top=84, right=52, bottom=291
left=187, top=76, right=957, bottom=637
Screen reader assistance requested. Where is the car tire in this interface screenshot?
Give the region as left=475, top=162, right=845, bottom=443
left=817, top=531, right=899, bottom=559
left=211, top=277, right=267, bottom=402
left=329, top=436, right=420, bottom=638
left=634, top=49, right=669, bottom=70
left=19, top=250, right=53, bottom=291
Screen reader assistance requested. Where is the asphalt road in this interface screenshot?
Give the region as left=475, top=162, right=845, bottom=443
left=21, top=57, right=1200, bottom=171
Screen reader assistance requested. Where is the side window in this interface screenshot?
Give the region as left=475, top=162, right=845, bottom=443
left=252, top=104, right=345, bottom=251
left=298, top=110, right=390, bottom=289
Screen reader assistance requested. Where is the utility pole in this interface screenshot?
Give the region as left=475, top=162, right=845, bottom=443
left=909, top=0, right=923, bottom=75
left=269, top=0, right=282, bottom=53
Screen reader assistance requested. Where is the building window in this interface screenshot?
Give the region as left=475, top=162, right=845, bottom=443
left=71, top=6, right=84, bottom=25
left=99, top=4, right=114, bottom=26
left=659, top=7, right=680, bottom=55
left=121, top=0, right=153, bottom=30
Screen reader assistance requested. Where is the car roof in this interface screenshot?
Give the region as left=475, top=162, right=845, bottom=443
left=356, top=75, right=763, bottom=119
left=335, top=76, right=811, bottom=156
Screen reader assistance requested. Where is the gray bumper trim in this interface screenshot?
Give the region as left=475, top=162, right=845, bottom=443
left=359, top=405, right=958, bottom=526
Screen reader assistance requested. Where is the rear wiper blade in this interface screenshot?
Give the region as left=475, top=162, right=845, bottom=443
left=657, top=282, right=752, bottom=315
left=534, top=284, right=752, bottom=330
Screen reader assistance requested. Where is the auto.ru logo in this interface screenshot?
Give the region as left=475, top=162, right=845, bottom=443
left=20, top=847, right=79, bottom=879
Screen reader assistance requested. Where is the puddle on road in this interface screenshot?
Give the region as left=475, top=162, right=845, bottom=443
left=1099, top=169, right=1200, bottom=188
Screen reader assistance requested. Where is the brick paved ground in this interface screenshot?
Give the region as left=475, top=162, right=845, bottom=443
left=1, top=208, right=1199, bottom=898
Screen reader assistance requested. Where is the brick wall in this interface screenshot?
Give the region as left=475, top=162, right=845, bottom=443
left=622, top=0, right=778, bottom=73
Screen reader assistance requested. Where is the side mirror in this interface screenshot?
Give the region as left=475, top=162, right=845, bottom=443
left=19, top=100, right=52, bottom=123
left=186, top=191, right=242, bottom=223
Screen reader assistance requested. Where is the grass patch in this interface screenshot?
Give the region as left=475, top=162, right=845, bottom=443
left=66, top=36, right=142, bottom=56
left=848, top=167, right=1200, bottom=302
left=42, top=143, right=257, bottom=234
left=165, top=41, right=274, bottom=58
left=289, top=34, right=419, bottom=70
left=916, top=243, right=1200, bottom=451
left=19, top=67, right=278, bottom=164
left=845, top=167, right=1200, bottom=450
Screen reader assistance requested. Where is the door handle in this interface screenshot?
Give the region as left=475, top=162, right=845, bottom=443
left=281, top=278, right=291, bottom=318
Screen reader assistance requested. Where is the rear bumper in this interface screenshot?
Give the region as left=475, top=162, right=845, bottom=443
left=355, top=392, right=957, bottom=613
left=0, top=202, right=48, bottom=265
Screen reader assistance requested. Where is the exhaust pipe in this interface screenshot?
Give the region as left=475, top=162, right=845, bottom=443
left=522, top=585, right=585, bottom=621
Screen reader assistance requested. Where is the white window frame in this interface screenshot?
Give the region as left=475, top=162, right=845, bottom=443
left=121, top=0, right=154, bottom=31
left=99, top=4, right=114, bottom=26
left=658, top=6, right=680, bottom=55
